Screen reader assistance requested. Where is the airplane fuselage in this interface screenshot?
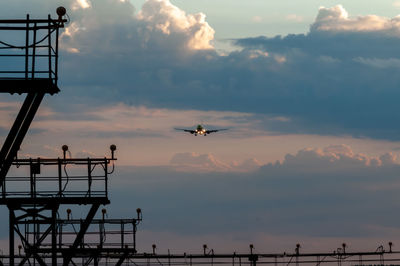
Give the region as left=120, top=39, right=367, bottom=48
left=194, top=125, right=207, bottom=136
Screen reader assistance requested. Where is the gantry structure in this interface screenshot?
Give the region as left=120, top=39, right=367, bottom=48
left=0, top=8, right=142, bottom=265
left=1, top=7, right=400, bottom=266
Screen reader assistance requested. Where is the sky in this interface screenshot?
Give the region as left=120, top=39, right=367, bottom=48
left=2, top=0, right=400, bottom=255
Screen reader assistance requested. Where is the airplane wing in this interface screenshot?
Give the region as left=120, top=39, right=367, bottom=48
left=205, top=129, right=228, bottom=134
left=174, top=128, right=196, bottom=134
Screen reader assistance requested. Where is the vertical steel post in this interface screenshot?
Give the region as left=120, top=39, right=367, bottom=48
left=105, top=159, right=108, bottom=197
left=121, top=222, right=124, bottom=248
left=52, top=207, right=57, bottom=266
left=55, top=25, right=59, bottom=85
left=9, top=209, right=15, bottom=266
left=58, top=158, right=62, bottom=195
left=48, top=15, right=52, bottom=80
left=88, top=159, right=92, bottom=197
left=32, top=23, right=37, bottom=79
left=25, top=15, right=29, bottom=80
left=30, top=159, right=33, bottom=198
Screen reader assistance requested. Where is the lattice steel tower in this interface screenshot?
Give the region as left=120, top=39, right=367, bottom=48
left=0, top=8, right=142, bottom=266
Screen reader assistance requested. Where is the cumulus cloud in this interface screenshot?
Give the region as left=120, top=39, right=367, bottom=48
left=232, top=6, right=400, bottom=140
left=310, top=5, right=400, bottom=33
left=170, top=152, right=261, bottom=172
left=5, top=1, right=400, bottom=141
left=264, top=144, right=397, bottom=174
left=61, top=0, right=214, bottom=54
left=170, top=152, right=230, bottom=171
left=110, top=144, right=400, bottom=242
left=137, top=0, right=214, bottom=49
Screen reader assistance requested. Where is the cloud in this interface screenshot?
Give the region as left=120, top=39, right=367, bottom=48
left=170, top=152, right=262, bottom=172
left=4, top=2, right=400, bottom=141
left=232, top=6, right=400, bottom=140
left=74, top=149, right=97, bottom=157
left=61, top=0, right=214, bottom=54
left=232, top=158, right=262, bottom=172
left=170, top=152, right=230, bottom=171
left=311, top=5, right=399, bottom=33
left=137, top=0, right=214, bottom=49
left=286, top=14, right=303, bottom=22
left=354, top=57, right=400, bottom=68
left=262, top=144, right=397, bottom=174
left=107, top=144, right=400, bottom=242
left=72, top=0, right=91, bottom=10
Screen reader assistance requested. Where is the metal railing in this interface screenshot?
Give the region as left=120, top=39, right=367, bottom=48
left=1, top=157, right=116, bottom=199
left=0, top=15, right=66, bottom=86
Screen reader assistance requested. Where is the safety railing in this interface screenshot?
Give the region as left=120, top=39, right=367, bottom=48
left=1, top=157, right=116, bottom=200
left=0, top=13, right=67, bottom=93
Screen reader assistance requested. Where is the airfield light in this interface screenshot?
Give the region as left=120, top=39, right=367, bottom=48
left=296, top=244, right=301, bottom=255
left=102, top=208, right=107, bottom=219
left=389, top=242, right=393, bottom=252
left=66, top=209, right=71, bottom=220
left=152, top=244, right=156, bottom=254
left=56, top=7, right=66, bottom=19
left=62, top=145, right=69, bottom=159
left=136, top=208, right=142, bottom=219
left=110, top=144, right=117, bottom=159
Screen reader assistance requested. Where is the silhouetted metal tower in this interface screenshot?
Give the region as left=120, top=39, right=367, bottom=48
left=0, top=9, right=145, bottom=265
left=0, top=8, right=66, bottom=266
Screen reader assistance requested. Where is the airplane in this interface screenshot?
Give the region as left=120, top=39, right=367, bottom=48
left=174, top=124, right=228, bottom=136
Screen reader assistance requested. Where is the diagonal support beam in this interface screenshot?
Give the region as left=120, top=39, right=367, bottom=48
left=0, top=92, right=45, bottom=190
left=63, top=203, right=100, bottom=266
left=115, top=251, right=129, bottom=266
left=14, top=222, right=47, bottom=266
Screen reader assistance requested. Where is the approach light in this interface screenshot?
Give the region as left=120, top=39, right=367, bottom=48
left=62, top=145, right=69, bottom=159
left=66, top=208, right=71, bottom=220
left=56, top=6, right=66, bottom=19
left=295, top=244, right=301, bottom=255
left=110, top=144, right=117, bottom=159
left=102, top=208, right=107, bottom=219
